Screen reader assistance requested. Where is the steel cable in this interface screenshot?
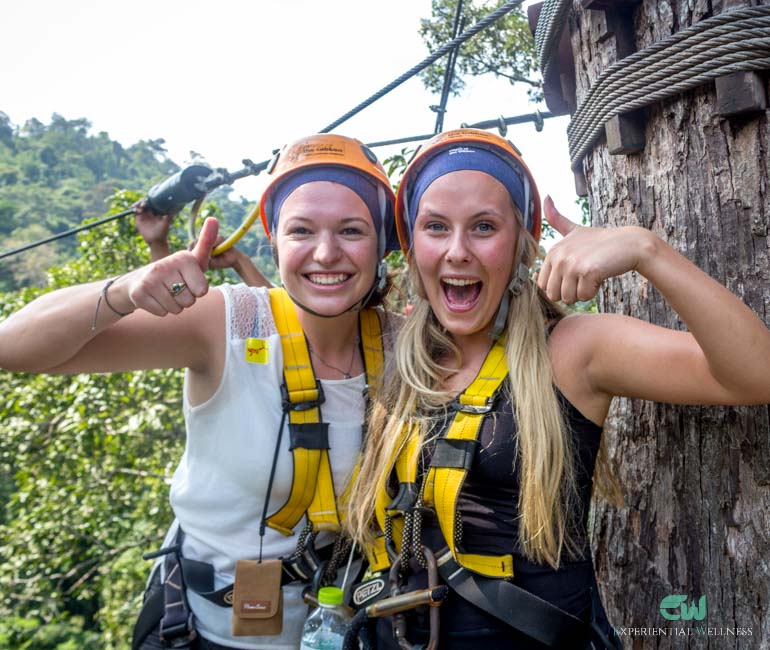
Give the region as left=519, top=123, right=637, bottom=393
left=0, top=0, right=533, bottom=262
left=0, top=110, right=553, bottom=261
left=569, top=49, right=770, bottom=166
left=533, top=0, right=571, bottom=80
left=569, top=17, right=770, bottom=142
left=319, top=0, right=525, bottom=133
left=566, top=7, right=770, bottom=168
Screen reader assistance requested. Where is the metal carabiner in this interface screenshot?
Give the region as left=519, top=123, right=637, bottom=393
left=387, top=546, right=442, bottom=650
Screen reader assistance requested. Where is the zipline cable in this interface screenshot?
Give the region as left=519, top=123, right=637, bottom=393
left=366, top=110, right=553, bottom=148
left=0, top=209, right=135, bottom=261
left=0, top=109, right=553, bottom=262
left=0, top=0, right=531, bottom=262
left=319, top=0, right=525, bottom=133
left=433, top=0, right=465, bottom=134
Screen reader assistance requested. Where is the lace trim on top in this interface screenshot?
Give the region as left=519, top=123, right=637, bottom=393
left=221, top=284, right=276, bottom=340
left=221, top=282, right=402, bottom=351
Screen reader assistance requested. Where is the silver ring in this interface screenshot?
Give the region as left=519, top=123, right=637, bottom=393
left=169, top=281, right=187, bottom=296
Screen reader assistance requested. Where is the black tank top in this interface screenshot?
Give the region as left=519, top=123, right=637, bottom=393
left=377, top=385, right=604, bottom=649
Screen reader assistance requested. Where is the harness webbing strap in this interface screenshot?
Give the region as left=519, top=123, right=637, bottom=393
left=359, top=309, right=384, bottom=395
left=422, top=339, right=512, bottom=578
left=158, top=529, right=196, bottom=647
left=436, top=549, right=588, bottom=648
left=376, top=340, right=513, bottom=578
left=267, top=288, right=331, bottom=535
left=267, top=287, right=384, bottom=536
left=364, top=534, right=391, bottom=573
left=374, top=422, right=419, bottom=554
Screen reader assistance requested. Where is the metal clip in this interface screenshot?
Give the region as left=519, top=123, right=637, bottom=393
left=450, top=398, right=493, bottom=414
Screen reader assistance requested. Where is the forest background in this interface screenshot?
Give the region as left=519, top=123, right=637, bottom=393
left=0, top=2, right=580, bottom=648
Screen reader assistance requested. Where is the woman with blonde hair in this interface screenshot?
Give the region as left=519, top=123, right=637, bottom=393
left=0, top=133, right=400, bottom=650
left=344, top=128, right=770, bottom=649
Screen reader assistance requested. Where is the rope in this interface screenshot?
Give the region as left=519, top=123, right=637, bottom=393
left=319, top=0, right=525, bottom=133
left=0, top=208, right=136, bottom=261
left=533, top=0, right=571, bottom=81
left=366, top=111, right=554, bottom=148
left=434, top=0, right=465, bottom=134
left=567, top=7, right=770, bottom=169
left=0, top=1, right=533, bottom=263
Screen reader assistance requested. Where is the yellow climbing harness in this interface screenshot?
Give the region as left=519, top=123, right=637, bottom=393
left=373, top=337, right=513, bottom=578
left=267, top=287, right=383, bottom=536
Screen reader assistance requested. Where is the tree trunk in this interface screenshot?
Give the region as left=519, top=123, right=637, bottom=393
left=568, top=1, right=770, bottom=647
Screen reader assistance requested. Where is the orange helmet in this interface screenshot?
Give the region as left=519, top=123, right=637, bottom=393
left=259, top=134, right=397, bottom=257
left=395, top=128, right=542, bottom=253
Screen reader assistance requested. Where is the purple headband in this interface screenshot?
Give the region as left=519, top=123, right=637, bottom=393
left=406, top=145, right=529, bottom=234
left=266, top=167, right=397, bottom=255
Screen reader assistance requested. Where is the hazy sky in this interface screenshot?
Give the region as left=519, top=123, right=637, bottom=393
left=2, top=0, right=580, bottom=221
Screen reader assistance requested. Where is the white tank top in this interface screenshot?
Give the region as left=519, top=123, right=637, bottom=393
left=164, top=283, right=392, bottom=649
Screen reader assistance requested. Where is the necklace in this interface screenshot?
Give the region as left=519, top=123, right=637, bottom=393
left=308, top=337, right=360, bottom=379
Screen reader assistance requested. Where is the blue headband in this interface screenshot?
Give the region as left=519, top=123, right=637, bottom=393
left=406, top=146, right=529, bottom=234
left=267, top=167, right=397, bottom=255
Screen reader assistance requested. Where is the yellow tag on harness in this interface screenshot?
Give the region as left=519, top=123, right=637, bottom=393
left=245, top=338, right=269, bottom=364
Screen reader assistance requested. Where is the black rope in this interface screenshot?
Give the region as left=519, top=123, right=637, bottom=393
left=0, top=1, right=527, bottom=262
left=0, top=208, right=136, bottom=261
left=0, top=109, right=553, bottom=263
left=434, top=0, right=465, bottom=134
left=319, top=0, right=526, bottom=133
left=366, top=111, right=555, bottom=148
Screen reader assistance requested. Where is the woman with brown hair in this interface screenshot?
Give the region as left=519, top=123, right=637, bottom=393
left=0, top=133, right=400, bottom=650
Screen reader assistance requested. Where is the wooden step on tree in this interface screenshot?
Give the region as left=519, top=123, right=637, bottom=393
left=564, top=0, right=770, bottom=645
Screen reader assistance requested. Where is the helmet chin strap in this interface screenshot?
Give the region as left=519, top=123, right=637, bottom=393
left=488, top=237, right=529, bottom=341
left=283, top=260, right=387, bottom=319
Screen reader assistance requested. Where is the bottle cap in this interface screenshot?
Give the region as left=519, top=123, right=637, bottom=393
left=318, top=586, right=344, bottom=606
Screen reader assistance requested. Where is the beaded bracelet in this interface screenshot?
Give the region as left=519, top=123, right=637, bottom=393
left=90, top=277, right=131, bottom=331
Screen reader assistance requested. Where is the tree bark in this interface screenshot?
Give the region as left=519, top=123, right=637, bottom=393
left=569, top=1, right=770, bottom=647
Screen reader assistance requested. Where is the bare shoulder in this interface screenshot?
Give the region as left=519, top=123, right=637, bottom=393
left=547, top=313, right=614, bottom=427
left=550, top=312, right=738, bottom=407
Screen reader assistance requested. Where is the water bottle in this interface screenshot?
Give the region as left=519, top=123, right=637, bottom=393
left=300, top=586, right=352, bottom=650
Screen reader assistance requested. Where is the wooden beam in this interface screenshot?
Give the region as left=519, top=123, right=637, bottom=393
left=527, top=1, right=542, bottom=35
left=715, top=72, right=768, bottom=118
left=587, top=2, right=645, bottom=156
left=714, top=1, right=765, bottom=119
left=605, top=112, right=646, bottom=155
left=527, top=1, right=576, bottom=117
left=587, top=6, right=637, bottom=58
left=581, top=0, right=641, bottom=9
left=574, top=169, right=588, bottom=197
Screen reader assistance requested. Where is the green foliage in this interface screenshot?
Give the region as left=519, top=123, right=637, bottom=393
left=0, top=112, right=277, bottom=291
left=0, top=113, right=178, bottom=290
left=0, top=614, right=100, bottom=650
left=576, top=195, right=590, bottom=226
left=0, top=192, right=193, bottom=648
left=419, top=0, right=541, bottom=100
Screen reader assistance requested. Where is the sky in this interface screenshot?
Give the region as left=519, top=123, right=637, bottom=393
left=2, top=0, right=581, bottom=224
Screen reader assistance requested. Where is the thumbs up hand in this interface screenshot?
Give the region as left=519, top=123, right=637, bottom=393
left=537, top=197, right=654, bottom=305
left=125, top=218, right=220, bottom=316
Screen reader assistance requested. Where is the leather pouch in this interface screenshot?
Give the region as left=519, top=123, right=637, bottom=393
left=231, top=559, right=283, bottom=636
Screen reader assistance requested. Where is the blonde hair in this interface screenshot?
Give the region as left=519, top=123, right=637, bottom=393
left=345, top=226, right=618, bottom=569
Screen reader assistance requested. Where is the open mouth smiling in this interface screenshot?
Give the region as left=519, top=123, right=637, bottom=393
left=441, top=277, right=482, bottom=310
left=306, top=273, right=352, bottom=286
